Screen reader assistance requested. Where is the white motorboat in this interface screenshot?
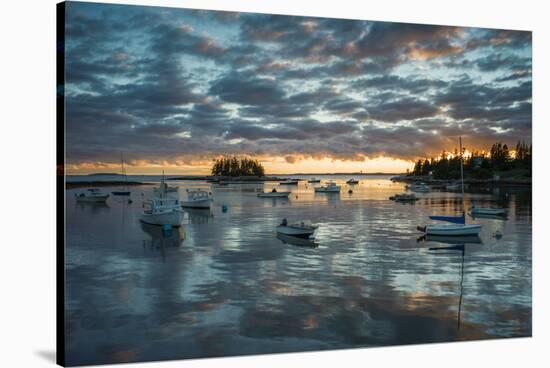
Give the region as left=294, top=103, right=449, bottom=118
left=75, top=188, right=110, bottom=202
left=257, top=188, right=291, bottom=198
left=276, top=219, right=318, bottom=238
left=421, top=223, right=482, bottom=236
left=470, top=206, right=507, bottom=216
left=410, top=183, right=430, bottom=192
left=307, top=178, right=321, bottom=183
left=280, top=179, right=299, bottom=185
left=314, top=182, right=341, bottom=193
left=346, top=178, right=359, bottom=184
left=140, top=197, right=184, bottom=226
left=181, top=188, right=213, bottom=209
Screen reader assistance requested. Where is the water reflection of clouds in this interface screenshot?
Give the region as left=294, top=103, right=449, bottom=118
left=65, top=180, right=532, bottom=365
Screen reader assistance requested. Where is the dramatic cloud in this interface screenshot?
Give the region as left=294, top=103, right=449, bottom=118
left=63, top=2, right=532, bottom=171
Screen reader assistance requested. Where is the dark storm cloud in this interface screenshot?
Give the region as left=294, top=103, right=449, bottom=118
left=150, top=23, right=226, bottom=59
left=351, top=75, right=447, bottom=94
left=63, top=2, right=532, bottom=167
left=365, top=97, right=440, bottom=122
left=474, top=53, right=531, bottom=72
left=209, top=72, right=286, bottom=105
left=225, top=119, right=357, bottom=141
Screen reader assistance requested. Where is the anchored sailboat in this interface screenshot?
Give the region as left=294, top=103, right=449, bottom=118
left=419, top=137, right=482, bottom=236
left=112, top=153, right=131, bottom=196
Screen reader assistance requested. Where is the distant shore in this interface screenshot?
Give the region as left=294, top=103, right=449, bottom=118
left=65, top=181, right=149, bottom=189
left=391, top=175, right=531, bottom=187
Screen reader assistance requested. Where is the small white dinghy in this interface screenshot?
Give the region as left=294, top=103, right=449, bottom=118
left=75, top=188, right=110, bottom=202
left=420, top=223, right=482, bottom=236
left=276, top=219, right=318, bottom=238
left=314, top=182, right=341, bottom=193
left=181, top=189, right=213, bottom=209
left=470, top=206, right=507, bottom=216
left=410, top=183, right=430, bottom=192
left=258, top=188, right=290, bottom=198
left=140, top=197, right=184, bottom=226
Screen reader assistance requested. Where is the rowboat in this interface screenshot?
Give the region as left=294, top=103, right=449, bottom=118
left=276, top=219, right=318, bottom=238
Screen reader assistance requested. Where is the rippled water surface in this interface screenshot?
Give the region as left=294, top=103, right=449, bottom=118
left=65, top=176, right=531, bottom=366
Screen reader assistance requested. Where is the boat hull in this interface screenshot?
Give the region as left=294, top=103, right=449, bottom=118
left=424, top=224, right=481, bottom=236
left=258, top=192, right=290, bottom=198
left=276, top=225, right=316, bottom=237
left=471, top=208, right=507, bottom=215
left=76, top=195, right=109, bottom=203
left=181, top=199, right=212, bottom=209
left=314, top=187, right=341, bottom=193
left=276, top=233, right=318, bottom=247
left=140, top=210, right=184, bottom=226
left=111, top=191, right=130, bottom=196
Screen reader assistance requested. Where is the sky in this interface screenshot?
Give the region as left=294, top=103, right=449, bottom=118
left=63, top=2, right=532, bottom=175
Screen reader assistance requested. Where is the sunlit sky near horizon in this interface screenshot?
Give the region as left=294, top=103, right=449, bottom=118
left=63, top=2, right=532, bottom=175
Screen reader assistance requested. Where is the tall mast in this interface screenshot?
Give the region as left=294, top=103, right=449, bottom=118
left=121, top=152, right=127, bottom=185
left=459, top=136, right=465, bottom=212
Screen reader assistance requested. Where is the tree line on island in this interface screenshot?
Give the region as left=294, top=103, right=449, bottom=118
left=410, top=141, right=532, bottom=180
left=211, top=156, right=265, bottom=177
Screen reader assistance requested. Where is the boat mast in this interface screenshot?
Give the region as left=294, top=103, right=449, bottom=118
left=459, top=136, right=465, bottom=213
left=121, top=152, right=127, bottom=187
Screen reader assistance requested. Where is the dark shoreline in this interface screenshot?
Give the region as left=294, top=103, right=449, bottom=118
left=391, top=175, right=531, bottom=187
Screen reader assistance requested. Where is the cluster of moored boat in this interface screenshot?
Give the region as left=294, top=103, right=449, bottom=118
left=75, top=175, right=214, bottom=227
left=257, top=178, right=360, bottom=198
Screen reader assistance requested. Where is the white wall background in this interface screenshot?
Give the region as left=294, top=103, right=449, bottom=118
left=0, top=0, right=547, bottom=367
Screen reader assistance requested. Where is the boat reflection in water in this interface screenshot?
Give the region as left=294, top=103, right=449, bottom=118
left=141, top=222, right=185, bottom=262
left=184, top=208, right=214, bottom=224
left=420, top=235, right=482, bottom=331
left=470, top=212, right=508, bottom=221
left=75, top=200, right=110, bottom=214
left=276, top=233, right=318, bottom=248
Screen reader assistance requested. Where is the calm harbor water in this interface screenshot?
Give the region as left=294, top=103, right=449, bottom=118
left=65, top=175, right=532, bottom=366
